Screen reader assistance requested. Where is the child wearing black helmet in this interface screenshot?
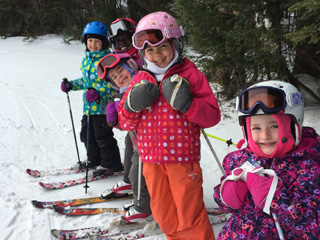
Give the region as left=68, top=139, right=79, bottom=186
left=61, top=21, right=122, bottom=177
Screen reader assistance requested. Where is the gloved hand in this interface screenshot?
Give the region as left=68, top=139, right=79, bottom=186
left=124, top=80, right=160, bottom=113
left=246, top=172, right=283, bottom=209
left=106, top=101, right=120, bottom=127
left=162, top=74, right=192, bottom=113
left=220, top=168, right=249, bottom=209
left=85, top=88, right=100, bottom=103
left=61, top=78, right=73, bottom=93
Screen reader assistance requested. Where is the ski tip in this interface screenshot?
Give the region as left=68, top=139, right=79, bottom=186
left=26, top=168, right=40, bottom=177
left=39, top=182, right=46, bottom=188
left=31, top=200, right=43, bottom=209
left=52, top=205, right=65, bottom=214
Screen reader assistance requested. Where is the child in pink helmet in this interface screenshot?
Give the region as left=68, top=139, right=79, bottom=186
left=214, top=80, right=320, bottom=239
left=118, top=11, right=221, bottom=240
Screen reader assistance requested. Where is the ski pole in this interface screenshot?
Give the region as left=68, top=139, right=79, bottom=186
left=201, top=128, right=225, bottom=175
left=137, top=157, right=142, bottom=206
left=204, top=132, right=236, bottom=147
left=84, top=103, right=91, bottom=193
left=63, top=78, right=81, bottom=167
left=272, top=213, right=285, bottom=240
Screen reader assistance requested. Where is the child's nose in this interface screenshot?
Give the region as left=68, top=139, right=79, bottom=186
left=261, top=129, right=271, bottom=139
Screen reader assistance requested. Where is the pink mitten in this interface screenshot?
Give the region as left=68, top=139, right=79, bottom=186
left=221, top=180, right=249, bottom=209
left=246, top=172, right=282, bottom=209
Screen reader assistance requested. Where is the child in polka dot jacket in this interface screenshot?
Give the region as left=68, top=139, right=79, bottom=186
left=118, top=12, right=221, bottom=240
left=60, top=22, right=122, bottom=173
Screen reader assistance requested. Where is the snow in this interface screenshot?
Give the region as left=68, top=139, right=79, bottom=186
left=0, top=35, right=319, bottom=240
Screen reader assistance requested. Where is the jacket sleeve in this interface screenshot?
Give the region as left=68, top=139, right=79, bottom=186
left=213, top=153, right=243, bottom=214
left=70, top=77, right=84, bottom=91
left=184, top=68, right=221, bottom=128
left=270, top=158, right=320, bottom=238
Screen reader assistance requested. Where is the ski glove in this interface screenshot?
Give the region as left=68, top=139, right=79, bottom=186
left=124, top=80, right=160, bottom=113
left=106, top=101, right=120, bottom=127
left=61, top=78, right=73, bottom=93
left=85, top=88, right=100, bottom=103
left=162, top=74, right=192, bottom=113
left=246, top=167, right=283, bottom=212
left=220, top=168, right=249, bottom=209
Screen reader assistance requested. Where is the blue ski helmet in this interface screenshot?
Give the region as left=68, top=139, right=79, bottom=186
left=82, top=21, right=109, bottom=49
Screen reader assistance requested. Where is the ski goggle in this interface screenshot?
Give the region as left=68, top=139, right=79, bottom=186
left=238, top=86, right=287, bottom=115
left=109, top=20, right=136, bottom=37
left=133, top=29, right=167, bottom=50
left=97, top=54, right=120, bottom=80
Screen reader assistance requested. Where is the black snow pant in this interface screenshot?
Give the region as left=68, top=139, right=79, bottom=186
left=80, top=114, right=121, bottom=169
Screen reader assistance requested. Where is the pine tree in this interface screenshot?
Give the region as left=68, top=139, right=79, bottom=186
left=175, top=0, right=320, bottom=99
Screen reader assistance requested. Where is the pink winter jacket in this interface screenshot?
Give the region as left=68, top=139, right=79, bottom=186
left=118, top=57, right=221, bottom=164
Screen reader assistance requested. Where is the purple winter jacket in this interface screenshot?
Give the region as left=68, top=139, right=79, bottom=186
left=213, top=127, right=320, bottom=239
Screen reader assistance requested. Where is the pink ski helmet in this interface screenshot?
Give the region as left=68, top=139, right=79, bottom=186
left=133, top=11, right=184, bottom=50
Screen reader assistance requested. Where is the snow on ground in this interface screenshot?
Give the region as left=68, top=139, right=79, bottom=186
left=0, top=35, right=319, bottom=239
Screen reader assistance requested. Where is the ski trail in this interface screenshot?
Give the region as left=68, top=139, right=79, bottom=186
left=1, top=83, right=36, bottom=128
left=34, top=97, right=59, bottom=127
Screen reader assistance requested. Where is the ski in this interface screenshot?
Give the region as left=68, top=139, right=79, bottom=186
left=53, top=205, right=125, bottom=216
left=26, top=167, right=86, bottom=178
left=51, top=213, right=229, bottom=240
left=91, top=221, right=161, bottom=240
left=39, top=171, right=124, bottom=190
left=49, top=204, right=223, bottom=217
left=206, top=207, right=223, bottom=215
left=51, top=219, right=156, bottom=240
left=32, top=193, right=133, bottom=209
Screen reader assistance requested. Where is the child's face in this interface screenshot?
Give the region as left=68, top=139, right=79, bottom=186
left=87, top=38, right=103, bottom=52
left=250, top=115, right=280, bottom=156
left=144, top=40, right=174, bottom=68
left=108, top=65, right=132, bottom=88
left=114, top=32, right=133, bottom=51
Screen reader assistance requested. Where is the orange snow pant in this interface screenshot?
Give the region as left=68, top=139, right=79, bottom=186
left=143, top=162, right=215, bottom=240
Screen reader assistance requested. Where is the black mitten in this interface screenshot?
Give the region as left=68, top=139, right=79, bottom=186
left=124, top=80, right=160, bottom=113
left=162, top=74, right=192, bottom=113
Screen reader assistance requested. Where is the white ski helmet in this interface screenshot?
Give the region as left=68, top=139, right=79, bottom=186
left=236, top=80, right=304, bottom=145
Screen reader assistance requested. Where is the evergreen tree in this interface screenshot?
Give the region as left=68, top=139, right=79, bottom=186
left=175, top=0, right=320, bottom=99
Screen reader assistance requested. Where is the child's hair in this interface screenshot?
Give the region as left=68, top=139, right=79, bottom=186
left=236, top=80, right=305, bottom=157
left=132, top=11, right=185, bottom=58
left=82, top=21, right=109, bottom=50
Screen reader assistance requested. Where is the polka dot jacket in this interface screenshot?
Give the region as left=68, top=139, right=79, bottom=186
left=118, top=57, right=221, bottom=164
left=69, top=49, right=114, bottom=115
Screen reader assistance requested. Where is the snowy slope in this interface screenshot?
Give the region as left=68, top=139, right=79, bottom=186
left=0, top=35, right=319, bottom=240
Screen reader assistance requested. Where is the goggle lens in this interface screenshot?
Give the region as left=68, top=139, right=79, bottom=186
left=133, top=29, right=165, bottom=49
left=110, top=20, right=136, bottom=37
left=97, top=54, right=120, bottom=80
left=239, top=87, right=286, bottom=114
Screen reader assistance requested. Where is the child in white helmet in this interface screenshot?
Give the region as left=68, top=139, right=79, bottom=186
left=118, top=11, right=221, bottom=240
left=214, top=80, right=320, bottom=239
left=61, top=22, right=122, bottom=176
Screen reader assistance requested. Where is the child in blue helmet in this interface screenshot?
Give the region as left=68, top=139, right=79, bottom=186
left=61, top=21, right=122, bottom=176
